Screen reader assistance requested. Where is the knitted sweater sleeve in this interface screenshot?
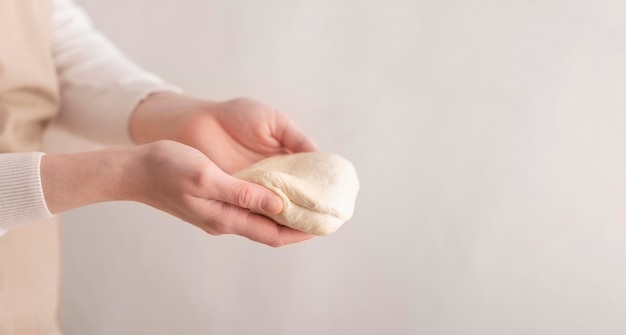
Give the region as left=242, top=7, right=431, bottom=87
left=51, top=0, right=182, bottom=145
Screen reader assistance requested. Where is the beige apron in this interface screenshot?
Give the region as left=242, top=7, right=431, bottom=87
left=0, top=0, right=62, bottom=333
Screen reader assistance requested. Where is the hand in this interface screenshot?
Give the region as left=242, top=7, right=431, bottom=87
left=130, top=93, right=318, bottom=174
left=41, top=141, right=313, bottom=247
left=126, top=140, right=314, bottom=246
left=128, top=93, right=318, bottom=245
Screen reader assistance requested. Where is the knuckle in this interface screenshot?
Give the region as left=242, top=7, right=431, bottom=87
left=267, top=240, right=283, bottom=248
left=203, top=220, right=231, bottom=236
left=230, top=96, right=255, bottom=106
left=224, top=97, right=265, bottom=113
left=266, top=226, right=285, bottom=248
left=203, top=227, right=223, bottom=236
left=193, top=168, right=212, bottom=189
left=232, top=184, right=253, bottom=208
left=200, top=202, right=232, bottom=236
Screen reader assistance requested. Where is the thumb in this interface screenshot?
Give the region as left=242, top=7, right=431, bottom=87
left=212, top=173, right=283, bottom=215
left=277, top=117, right=319, bottom=153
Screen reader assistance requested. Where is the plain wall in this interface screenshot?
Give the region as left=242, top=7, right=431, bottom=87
left=54, top=0, right=626, bottom=334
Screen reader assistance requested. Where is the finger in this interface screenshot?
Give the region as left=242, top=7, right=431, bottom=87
left=276, top=116, right=318, bottom=153
left=221, top=204, right=315, bottom=247
left=197, top=199, right=314, bottom=247
left=210, top=172, right=284, bottom=215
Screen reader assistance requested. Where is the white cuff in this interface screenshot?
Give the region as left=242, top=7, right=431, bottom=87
left=0, top=152, right=54, bottom=236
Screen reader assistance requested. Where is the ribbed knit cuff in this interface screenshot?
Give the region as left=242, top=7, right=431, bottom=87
left=0, top=152, right=54, bottom=236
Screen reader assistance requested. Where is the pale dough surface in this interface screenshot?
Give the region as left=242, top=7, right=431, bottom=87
left=234, top=152, right=359, bottom=235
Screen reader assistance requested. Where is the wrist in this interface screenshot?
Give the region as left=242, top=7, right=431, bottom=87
left=130, top=92, right=213, bottom=144
left=115, top=144, right=153, bottom=204
left=40, top=148, right=135, bottom=214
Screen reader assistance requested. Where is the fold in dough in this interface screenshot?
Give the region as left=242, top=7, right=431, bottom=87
left=234, top=152, right=359, bottom=235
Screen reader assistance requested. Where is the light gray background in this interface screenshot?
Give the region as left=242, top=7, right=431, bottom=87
left=49, top=0, right=626, bottom=334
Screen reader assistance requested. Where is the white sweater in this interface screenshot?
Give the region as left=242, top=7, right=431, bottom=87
left=0, top=0, right=180, bottom=234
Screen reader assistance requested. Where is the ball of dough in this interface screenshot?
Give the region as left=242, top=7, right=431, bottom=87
left=234, top=152, right=359, bottom=235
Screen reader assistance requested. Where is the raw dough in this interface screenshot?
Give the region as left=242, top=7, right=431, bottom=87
left=234, top=152, right=359, bottom=235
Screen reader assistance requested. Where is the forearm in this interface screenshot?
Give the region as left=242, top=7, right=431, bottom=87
left=40, top=148, right=134, bottom=214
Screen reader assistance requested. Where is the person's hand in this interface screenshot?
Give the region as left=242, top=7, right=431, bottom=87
left=130, top=93, right=318, bottom=174
left=127, top=140, right=314, bottom=246
left=41, top=140, right=313, bottom=247
left=128, top=93, right=318, bottom=245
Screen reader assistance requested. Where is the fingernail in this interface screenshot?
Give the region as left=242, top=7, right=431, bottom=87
left=261, top=194, right=282, bottom=214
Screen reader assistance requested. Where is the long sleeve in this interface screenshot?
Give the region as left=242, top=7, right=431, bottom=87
left=51, top=0, right=182, bottom=145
